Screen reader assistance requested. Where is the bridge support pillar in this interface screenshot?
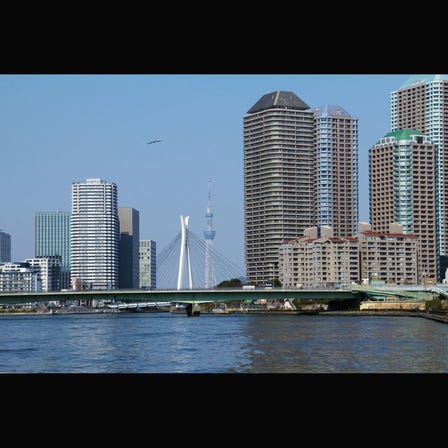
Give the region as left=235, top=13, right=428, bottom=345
left=186, top=303, right=201, bottom=317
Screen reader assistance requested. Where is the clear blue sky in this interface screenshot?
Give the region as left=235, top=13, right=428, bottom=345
left=0, top=74, right=410, bottom=270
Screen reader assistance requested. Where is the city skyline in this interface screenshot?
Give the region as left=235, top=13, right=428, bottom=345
left=0, top=74, right=413, bottom=269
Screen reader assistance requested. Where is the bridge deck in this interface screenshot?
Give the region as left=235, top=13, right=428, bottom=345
left=0, top=285, right=440, bottom=306
left=0, top=288, right=358, bottom=306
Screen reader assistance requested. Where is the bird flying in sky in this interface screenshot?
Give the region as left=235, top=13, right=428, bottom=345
left=147, top=140, right=162, bottom=145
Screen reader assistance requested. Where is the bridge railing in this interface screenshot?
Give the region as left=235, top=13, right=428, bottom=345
left=350, top=284, right=434, bottom=301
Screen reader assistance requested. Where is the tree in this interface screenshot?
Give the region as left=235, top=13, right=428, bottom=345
left=216, top=278, right=242, bottom=288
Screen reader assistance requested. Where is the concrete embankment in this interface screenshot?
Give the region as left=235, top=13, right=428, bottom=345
left=215, top=309, right=448, bottom=324
left=319, top=310, right=448, bottom=324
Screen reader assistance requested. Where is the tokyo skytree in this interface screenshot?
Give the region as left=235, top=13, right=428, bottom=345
left=204, top=178, right=216, bottom=288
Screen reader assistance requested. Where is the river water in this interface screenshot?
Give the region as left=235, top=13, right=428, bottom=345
left=1, top=312, right=448, bottom=373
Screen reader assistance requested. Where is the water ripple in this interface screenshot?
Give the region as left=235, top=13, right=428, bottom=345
left=0, top=313, right=447, bottom=373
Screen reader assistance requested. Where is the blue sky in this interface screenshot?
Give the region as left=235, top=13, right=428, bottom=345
left=0, top=74, right=410, bottom=270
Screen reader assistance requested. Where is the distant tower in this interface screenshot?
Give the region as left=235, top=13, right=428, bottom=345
left=0, top=230, right=11, bottom=263
left=204, top=178, right=216, bottom=288
left=118, top=207, right=140, bottom=289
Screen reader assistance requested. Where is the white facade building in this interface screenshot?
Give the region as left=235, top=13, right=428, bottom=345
left=24, top=256, right=61, bottom=292
left=0, top=262, right=41, bottom=292
left=70, top=178, right=119, bottom=290
left=139, top=240, right=156, bottom=289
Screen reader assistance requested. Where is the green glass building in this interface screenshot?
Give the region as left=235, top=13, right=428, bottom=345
left=35, top=211, right=71, bottom=289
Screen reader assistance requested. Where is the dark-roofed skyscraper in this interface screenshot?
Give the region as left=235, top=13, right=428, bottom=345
left=244, top=90, right=315, bottom=285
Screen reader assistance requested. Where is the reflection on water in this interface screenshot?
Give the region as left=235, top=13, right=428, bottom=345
left=241, top=315, right=448, bottom=373
left=0, top=313, right=447, bottom=373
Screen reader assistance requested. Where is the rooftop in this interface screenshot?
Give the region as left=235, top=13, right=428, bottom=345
left=361, top=230, right=417, bottom=238
left=314, top=104, right=351, bottom=118
left=247, top=90, right=309, bottom=114
left=399, top=74, right=448, bottom=90
left=375, top=129, right=425, bottom=145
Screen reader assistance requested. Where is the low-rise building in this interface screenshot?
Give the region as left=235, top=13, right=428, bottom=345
left=0, top=262, right=41, bottom=293
left=279, top=226, right=359, bottom=288
left=279, top=223, right=420, bottom=288
left=24, top=256, right=62, bottom=292
left=358, top=223, right=419, bottom=286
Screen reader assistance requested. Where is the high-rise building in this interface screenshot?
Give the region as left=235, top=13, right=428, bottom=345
left=35, top=212, right=71, bottom=289
left=390, top=75, right=448, bottom=280
left=139, top=240, right=156, bottom=289
left=70, top=178, right=119, bottom=290
left=244, top=90, right=315, bottom=285
left=118, top=207, right=140, bottom=289
left=0, top=230, right=11, bottom=262
left=314, top=105, right=359, bottom=237
left=369, top=129, right=436, bottom=282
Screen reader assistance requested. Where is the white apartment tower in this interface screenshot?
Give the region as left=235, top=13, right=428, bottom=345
left=70, top=178, right=119, bottom=290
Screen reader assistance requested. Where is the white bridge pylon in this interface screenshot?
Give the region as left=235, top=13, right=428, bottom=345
left=177, top=215, right=193, bottom=290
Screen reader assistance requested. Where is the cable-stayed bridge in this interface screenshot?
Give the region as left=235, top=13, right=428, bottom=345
left=156, top=215, right=245, bottom=290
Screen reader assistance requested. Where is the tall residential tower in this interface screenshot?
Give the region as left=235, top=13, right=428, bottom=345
left=244, top=90, right=315, bottom=285
left=314, top=105, right=359, bottom=237
left=390, top=75, right=448, bottom=279
left=70, top=178, right=119, bottom=290
left=369, top=129, right=436, bottom=282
